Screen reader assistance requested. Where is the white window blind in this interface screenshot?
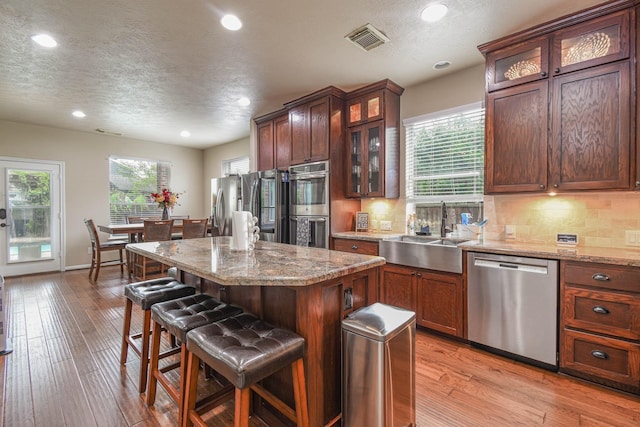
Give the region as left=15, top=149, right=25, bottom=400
left=108, top=156, right=171, bottom=224
left=222, top=156, right=250, bottom=176
left=404, top=102, right=485, bottom=203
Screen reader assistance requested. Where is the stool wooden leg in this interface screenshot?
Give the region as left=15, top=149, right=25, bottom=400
left=234, top=387, right=250, bottom=427
left=120, top=299, right=133, bottom=365
left=139, top=309, right=152, bottom=393
left=183, top=351, right=200, bottom=427
left=146, top=320, right=163, bottom=405
left=292, top=358, right=309, bottom=427
left=177, top=342, right=189, bottom=427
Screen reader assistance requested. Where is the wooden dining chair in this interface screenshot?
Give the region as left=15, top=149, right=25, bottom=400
left=84, top=218, right=128, bottom=282
left=132, top=220, right=174, bottom=280
left=181, top=218, right=208, bottom=239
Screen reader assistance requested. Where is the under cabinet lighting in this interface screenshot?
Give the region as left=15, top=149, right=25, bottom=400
left=31, top=34, right=57, bottom=48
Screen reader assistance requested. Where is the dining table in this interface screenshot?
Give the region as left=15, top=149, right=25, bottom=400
left=98, top=220, right=203, bottom=242
left=125, top=236, right=385, bottom=427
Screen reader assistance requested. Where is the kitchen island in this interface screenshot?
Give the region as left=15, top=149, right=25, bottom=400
left=126, top=236, right=385, bottom=427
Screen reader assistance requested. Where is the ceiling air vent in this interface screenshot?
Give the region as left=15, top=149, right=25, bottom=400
left=95, top=128, right=123, bottom=136
left=345, top=23, right=390, bottom=52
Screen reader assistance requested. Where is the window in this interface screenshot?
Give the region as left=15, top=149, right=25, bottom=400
left=222, top=156, right=250, bottom=176
left=108, top=156, right=171, bottom=224
left=404, top=102, right=485, bottom=203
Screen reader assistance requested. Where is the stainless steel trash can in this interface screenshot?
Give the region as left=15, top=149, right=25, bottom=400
left=342, top=302, right=416, bottom=427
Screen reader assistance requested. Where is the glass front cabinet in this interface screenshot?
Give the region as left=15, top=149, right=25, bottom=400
left=344, top=79, right=403, bottom=199
left=347, top=121, right=384, bottom=197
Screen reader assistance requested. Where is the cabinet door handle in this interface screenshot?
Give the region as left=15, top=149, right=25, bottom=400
left=554, top=68, right=560, bottom=74
left=553, top=184, right=559, bottom=188
left=411, top=272, right=416, bottom=276
left=591, top=350, right=608, bottom=360
left=592, top=273, right=610, bottom=282
left=541, top=71, right=547, bottom=77
left=592, top=305, right=610, bottom=315
left=416, top=273, right=422, bottom=277
left=539, top=184, right=545, bottom=189
left=351, top=245, right=358, bottom=250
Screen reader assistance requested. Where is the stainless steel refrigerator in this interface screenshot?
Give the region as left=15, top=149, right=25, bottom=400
left=210, top=175, right=242, bottom=236
left=241, top=169, right=289, bottom=243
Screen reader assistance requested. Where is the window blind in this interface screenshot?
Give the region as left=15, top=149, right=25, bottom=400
left=404, top=102, right=485, bottom=203
left=108, top=156, right=171, bottom=224
left=222, top=156, right=250, bottom=176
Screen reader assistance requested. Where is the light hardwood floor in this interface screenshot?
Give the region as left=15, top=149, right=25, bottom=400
left=1, top=268, right=639, bottom=426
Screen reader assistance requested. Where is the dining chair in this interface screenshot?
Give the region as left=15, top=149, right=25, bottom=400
left=84, top=218, right=128, bottom=282
left=181, top=218, right=208, bottom=239
left=132, top=220, right=174, bottom=280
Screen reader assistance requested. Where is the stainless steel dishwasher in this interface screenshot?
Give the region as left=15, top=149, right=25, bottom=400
left=467, top=252, right=559, bottom=369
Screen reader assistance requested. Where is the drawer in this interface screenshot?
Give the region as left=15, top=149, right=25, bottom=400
left=334, top=238, right=378, bottom=256
left=562, top=286, right=640, bottom=340
left=563, top=261, right=640, bottom=293
left=560, top=328, right=640, bottom=388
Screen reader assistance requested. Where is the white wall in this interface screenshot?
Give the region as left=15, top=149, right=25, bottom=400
left=0, top=120, right=205, bottom=268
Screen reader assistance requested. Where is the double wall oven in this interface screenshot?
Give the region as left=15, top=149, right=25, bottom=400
left=289, top=161, right=329, bottom=248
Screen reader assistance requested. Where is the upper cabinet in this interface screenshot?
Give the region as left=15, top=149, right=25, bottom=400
left=255, top=109, right=290, bottom=171
left=480, top=2, right=637, bottom=194
left=345, top=79, right=404, bottom=198
left=285, top=87, right=346, bottom=165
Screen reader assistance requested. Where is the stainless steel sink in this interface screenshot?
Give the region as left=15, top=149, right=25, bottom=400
left=378, top=235, right=466, bottom=273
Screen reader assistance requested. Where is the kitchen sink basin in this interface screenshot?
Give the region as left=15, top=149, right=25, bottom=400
left=379, top=236, right=467, bottom=273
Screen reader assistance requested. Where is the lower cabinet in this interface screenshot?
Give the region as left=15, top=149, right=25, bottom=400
left=380, top=263, right=463, bottom=338
left=560, top=260, right=640, bottom=394
left=333, top=238, right=379, bottom=256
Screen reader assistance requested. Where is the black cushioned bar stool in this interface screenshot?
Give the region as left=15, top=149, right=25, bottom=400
left=146, top=294, right=243, bottom=425
left=183, top=312, right=309, bottom=427
left=120, top=277, right=196, bottom=393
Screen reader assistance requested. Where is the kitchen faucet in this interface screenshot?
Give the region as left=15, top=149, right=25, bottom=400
left=440, top=201, right=447, bottom=237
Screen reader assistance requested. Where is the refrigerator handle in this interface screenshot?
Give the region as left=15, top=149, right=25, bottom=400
left=250, top=179, right=259, bottom=218
left=215, top=188, right=224, bottom=235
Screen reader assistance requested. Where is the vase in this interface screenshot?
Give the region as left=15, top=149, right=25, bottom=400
left=161, top=206, right=169, bottom=220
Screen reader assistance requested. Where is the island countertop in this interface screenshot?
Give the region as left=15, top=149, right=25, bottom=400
left=126, top=236, right=386, bottom=286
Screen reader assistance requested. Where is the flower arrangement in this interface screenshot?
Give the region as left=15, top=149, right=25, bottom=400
left=151, top=188, right=180, bottom=208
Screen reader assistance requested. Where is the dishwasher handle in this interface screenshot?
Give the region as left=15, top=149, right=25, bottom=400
left=473, top=258, right=549, bottom=274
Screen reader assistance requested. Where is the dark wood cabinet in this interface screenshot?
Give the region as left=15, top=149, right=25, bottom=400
left=286, top=89, right=346, bottom=165
left=480, top=3, right=635, bottom=194
left=255, top=109, right=290, bottom=171
left=560, top=261, right=640, bottom=394
left=333, top=238, right=378, bottom=256
left=380, top=263, right=463, bottom=337
left=345, top=80, right=403, bottom=199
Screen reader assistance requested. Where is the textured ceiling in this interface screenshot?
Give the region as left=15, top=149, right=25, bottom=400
left=0, top=0, right=607, bottom=149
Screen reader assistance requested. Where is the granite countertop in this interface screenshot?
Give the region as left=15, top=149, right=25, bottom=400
left=126, top=236, right=385, bottom=286
left=332, top=231, right=404, bottom=242
left=460, top=240, right=640, bottom=267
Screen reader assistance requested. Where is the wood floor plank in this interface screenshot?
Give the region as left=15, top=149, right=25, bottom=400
left=3, top=269, right=640, bottom=426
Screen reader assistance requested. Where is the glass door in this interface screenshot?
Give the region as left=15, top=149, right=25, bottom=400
left=0, top=158, right=63, bottom=276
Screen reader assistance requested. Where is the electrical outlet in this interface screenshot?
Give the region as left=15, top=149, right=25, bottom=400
left=380, top=220, right=392, bottom=231
left=625, top=230, right=640, bottom=247
left=505, top=225, right=516, bottom=240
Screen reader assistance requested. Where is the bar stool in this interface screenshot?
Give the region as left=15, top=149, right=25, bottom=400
left=183, top=312, right=309, bottom=427
left=146, top=294, right=243, bottom=425
left=120, top=277, right=196, bottom=393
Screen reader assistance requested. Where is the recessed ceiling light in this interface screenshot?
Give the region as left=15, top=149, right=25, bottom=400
left=221, top=14, right=242, bottom=31
left=72, top=110, right=86, bottom=118
left=238, top=97, right=251, bottom=107
left=180, top=130, right=191, bottom=138
left=421, top=4, right=448, bottom=22
left=433, top=60, right=451, bottom=70
left=31, top=33, right=58, bottom=48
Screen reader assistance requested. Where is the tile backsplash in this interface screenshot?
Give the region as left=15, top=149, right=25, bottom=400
left=362, top=191, right=640, bottom=249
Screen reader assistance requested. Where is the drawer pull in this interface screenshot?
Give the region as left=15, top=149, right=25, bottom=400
left=591, top=350, right=609, bottom=360
left=592, top=306, right=610, bottom=315
left=592, top=273, right=610, bottom=282
left=351, top=245, right=358, bottom=250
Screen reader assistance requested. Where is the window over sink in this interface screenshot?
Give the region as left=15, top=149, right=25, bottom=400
left=404, top=102, right=485, bottom=204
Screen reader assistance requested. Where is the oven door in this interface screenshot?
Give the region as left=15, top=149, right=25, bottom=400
left=289, top=171, right=329, bottom=216
left=290, top=216, right=329, bottom=249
